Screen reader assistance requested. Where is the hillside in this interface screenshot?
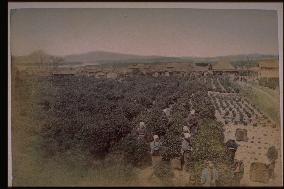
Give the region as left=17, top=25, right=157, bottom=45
left=63, top=51, right=167, bottom=64
left=62, top=51, right=278, bottom=66
left=12, top=50, right=278, bottom=68
left=12, top=50, right=63, bottom=64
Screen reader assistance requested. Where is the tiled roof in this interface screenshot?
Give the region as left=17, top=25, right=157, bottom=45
left=258, top=59, right=279, bottom=68
left=212, top=61, right=235, bottom=71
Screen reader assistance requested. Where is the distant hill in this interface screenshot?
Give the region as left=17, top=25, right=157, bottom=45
left=182, top=53, right=278, bottom=64
left=12, top=50, right=63, bottom=65
left=12, top=50, right=278, bottom=68
left=63, top=51, right=167, bottom=64
left=215, top=53, right=278, bottom=62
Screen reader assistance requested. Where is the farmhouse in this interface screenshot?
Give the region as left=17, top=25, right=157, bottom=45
left=115, top=67, right=133, bottom=77
left=106, top=72, right=118, bottom=79
left=257, top=59, right=279, bottom=78
left=127, top=64, right=147, bottom=75
left=193, top=63, right=212, bottom=75
left=212, top=61, right=238, bottom=75
left=78, top=65, right=99, bottom=76
left=52, top=73, right=75, bottom=77
left=168, top=63, right=193, bottom=72
left=164, top=71, right=170, bottom=77
left=52, top=68, right=76, bottom=77
left=152, top=72, right=159, bottom=77
left=114, top=62, right=193, bottom=77
left=95, top=71, right=106, bottom=79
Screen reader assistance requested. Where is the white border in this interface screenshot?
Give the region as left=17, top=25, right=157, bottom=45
left=8, top=3, right=283, bottom=187
left=277, top=7, right=284, bottom=187
left=8, top=5, right=12, bottom=187
left=6, top=2, right=284, bottom=9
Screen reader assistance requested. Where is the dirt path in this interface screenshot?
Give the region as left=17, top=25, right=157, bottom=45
left=217, top=78, right=226, bottom=91
left=135, top=167, right=194, bottom=186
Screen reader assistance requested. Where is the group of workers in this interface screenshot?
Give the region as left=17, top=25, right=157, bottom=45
left=134, top=107, right=247, bottom=186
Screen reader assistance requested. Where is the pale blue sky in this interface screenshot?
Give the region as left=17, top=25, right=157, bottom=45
left=10, top=8, right=279, bottom=57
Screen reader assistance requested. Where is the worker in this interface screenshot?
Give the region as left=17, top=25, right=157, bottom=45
left=183, top=125, right=190, bottom=133
left=163, top=104, right=174, bottom=121
left=268, top=160, right=276, bottom=181
left=150, top=135, right=161, bottom=167
left=137, top=122, right=146, bottom=140
left=201, top=160, right=219, bottom=186
left=231, top=159, right=244, bottom=186
left=150, top=135, right=161, bottom=155
left=181, top=132, right=193, bottom=171
left=225, top=140, right=239, bottom=163
left=187, top=109, right=198, bottom=136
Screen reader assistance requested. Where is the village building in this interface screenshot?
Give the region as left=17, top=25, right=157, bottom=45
left=193, top=63, right=213, bottom=75
left=81, top=70, right=95, bottom=76
left=164, top=71, right=170, bottom=77
left=106, top=72, right=118, bottom=79
left=236, top=66, right=259, bottom=81
left=212, top=61, right=238, bottom=75
left=52, top=72, right=75, bottom=77
left=52, top=67, right=76, bottom=77
left=127, top=64, right=147, bottom=76
left=152, top=72, right=159, bottom=77
left=95, top=71, right=106, bottom=79
left=78, top=65, right=99, bottom=76
left=257, top=59, right=279, bottom=78
left=172, top=71, right=185, bottom=77
left=111, top=67, right=131, bottom=78
left=146, top=62, right=193, bottom=77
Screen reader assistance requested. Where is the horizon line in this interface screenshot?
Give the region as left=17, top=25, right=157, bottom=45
left=11, top=49, right=279, bottom=59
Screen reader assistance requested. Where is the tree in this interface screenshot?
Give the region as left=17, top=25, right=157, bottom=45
left=115, top=135, right=152, bottom=168
left=191, top=119, right=226, bottom=161
left=190, top=119, right=234, bottom=186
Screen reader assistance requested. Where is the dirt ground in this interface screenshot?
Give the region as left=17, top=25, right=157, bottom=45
left=211, top=82, right=282, bottom=186
left=223, top=123, right=282, bottom=186
left=133, top=167, right=192, bottom=186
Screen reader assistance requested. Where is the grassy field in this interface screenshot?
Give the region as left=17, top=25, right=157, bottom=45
left=240, top=82, right=281, bottom=125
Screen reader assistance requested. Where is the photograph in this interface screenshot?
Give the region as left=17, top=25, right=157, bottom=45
left=8, top=3, right=283, bottom=187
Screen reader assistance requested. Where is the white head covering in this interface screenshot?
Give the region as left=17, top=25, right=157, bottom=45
left=139, top=122, right=145, bottom=128
left=184, top=133, right=191, bottom=139
left=190, top=109, right=195, bottom=115
left=153, top=135, right=159, bottom=140
left=183, top=126, right=189, bottom=132
left=163, top=108, right=171, bottom=117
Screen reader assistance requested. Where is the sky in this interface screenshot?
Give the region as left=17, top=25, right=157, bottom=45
left=10, top=8, right=279, bottom=57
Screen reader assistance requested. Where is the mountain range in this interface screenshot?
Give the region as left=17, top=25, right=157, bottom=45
left=12, top=50, right=278, bottom=66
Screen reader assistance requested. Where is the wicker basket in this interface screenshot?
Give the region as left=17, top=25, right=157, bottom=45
left=250, top=162, right=269, bottom=183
